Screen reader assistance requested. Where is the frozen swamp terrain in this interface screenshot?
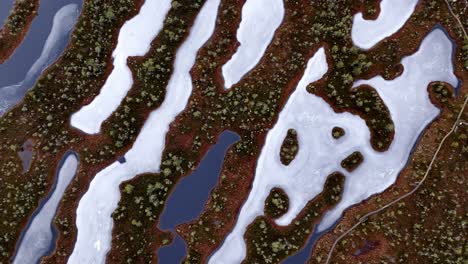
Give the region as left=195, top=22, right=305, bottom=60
left=221, top=0, right=284, bottom=89
left=70, top=0, right=171, bottom=134
left=0, top=0, right=445, bottom=262
left=0, top=3, right=80, bottom=115
left=68, top=0, right=221, bottom=262
left=209, top=28, right=457, bottom=263
left=351, top=0, right=419, bottom=49
left=13, top=153, right=79, bottom=264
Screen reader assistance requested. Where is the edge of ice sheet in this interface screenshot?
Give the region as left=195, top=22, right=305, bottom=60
left=221, top=0, right=284, bottom=89
left=318, top=27, right=458, bottom=231
left=210, top=27, right=457, bottom=263
left=351, top=0, right=418, bottom=49
left=209, top=47, right=330, bottom=264
left=0, top=4, right=80, bottom=116
left=68, top=0, right=221, bottom=263
left=69, top=0, right=172, bottom=134
left=13, top=153, right=79, bottom=264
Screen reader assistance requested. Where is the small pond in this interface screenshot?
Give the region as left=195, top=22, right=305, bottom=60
left=158, top=130, right=240, bottom=263
left=0, top=0, right=14, bottom=27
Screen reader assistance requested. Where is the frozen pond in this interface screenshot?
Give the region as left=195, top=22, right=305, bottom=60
left=70, top=0, right=172, bottom=134
left=210, top=27, right=457, bottom=263
left=13, top=152, right=79, bottom=264
left=222, top=0, right=284, bottom=89
left=18, top=139, right=34, bottom=173
left=69, top=0, right=221, bottom=262
left=0, top=1, right=81, bottom=115
left=351, top=0, right=418, bottom=49
left=320, top=27, right=458, bottom=230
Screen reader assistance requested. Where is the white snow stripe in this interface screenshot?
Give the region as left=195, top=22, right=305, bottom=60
left=222, top=0, right=284, bottom=89
left=70, top=0, right=172, bottom=134
left=69, top=0, right=221, bottom=263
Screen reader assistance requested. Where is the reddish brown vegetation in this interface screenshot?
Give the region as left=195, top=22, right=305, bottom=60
left=0, top=0, right=39, bottom=63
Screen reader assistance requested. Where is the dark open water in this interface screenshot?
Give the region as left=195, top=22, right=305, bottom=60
left=0, top=0, right=14, bottom=27
left=158, top=130, right=240, bottom=263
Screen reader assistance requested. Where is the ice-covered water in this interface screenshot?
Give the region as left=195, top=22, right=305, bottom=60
left=13, top=153, right=79, bottom=264
left=210, top=27, right=457, bottom=263
left=0, top=3, right=80, bottom=115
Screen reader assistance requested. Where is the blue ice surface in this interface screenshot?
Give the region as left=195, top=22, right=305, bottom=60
left=0, top=0, right=83, bottom=115
left=0, top=0, right=82, bottom=85
left=0, top=0, right=14, bottom=27
left=11, top=151, right=79, bottom=264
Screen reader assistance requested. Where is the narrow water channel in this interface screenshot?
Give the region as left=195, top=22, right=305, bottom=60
left=158, top=130, right=240, bottom=262
left=12, top=151, right=79, bottom=264
left=0, top=0, right=82, bottom=115
left=282, top=227, right=319, bottom=264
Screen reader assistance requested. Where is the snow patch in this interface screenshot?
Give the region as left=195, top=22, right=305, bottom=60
left=210, top=47, right=330, bottom=264
left=210, top=28, right=457, bottom=263
left=351, top=0, right=418, bottom=49
left=222, top=0, right=284, bottom=89
left=13, top=153, right=78, bottom=264
left=69, top=0, right=172, bottom=134
left=319, top=28, right=457, bottom=230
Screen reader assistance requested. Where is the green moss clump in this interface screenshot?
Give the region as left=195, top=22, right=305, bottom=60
left=430, top=82, right=454, bottom=105
left=332, top=127, right=345, bottom=139
left=340, top=151, right=363, bottom=172
left=264, top=188, right=289, bottom=219
left=244, top=173, right=345, bottom=263
left=280, top=129, right=299, bottom=165
left=183, top=250, right=202, bottom=264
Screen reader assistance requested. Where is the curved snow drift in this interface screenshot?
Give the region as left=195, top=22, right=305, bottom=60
left=222, top=0, right=284, bottom=89
left=351, top=0, right=418, bottom=49
left=69, top=0, right=221, bottom=263
left=70, top=0, right=172, bottom=134
left=210, top=28, right=457, bottom=263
